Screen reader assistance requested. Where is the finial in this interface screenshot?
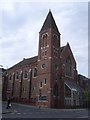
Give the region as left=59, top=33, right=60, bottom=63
left=23, top=58, right=25, bottom=60
left=49, top=9, right=51, bottom=12
left=67, top=42, right=69, bottom=45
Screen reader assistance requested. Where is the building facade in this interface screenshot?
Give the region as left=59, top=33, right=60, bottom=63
left=3, top=11, right=83, bottom=108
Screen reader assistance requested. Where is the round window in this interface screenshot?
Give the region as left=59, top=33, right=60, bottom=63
left=41, top=64, right=45, bottom=69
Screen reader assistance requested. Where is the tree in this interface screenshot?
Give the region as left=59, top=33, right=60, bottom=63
left=83, top=90, right=90, bottom=108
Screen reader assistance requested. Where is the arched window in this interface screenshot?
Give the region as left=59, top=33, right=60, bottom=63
left=24, top=70, right=28, bottom=78
left=40, top=81, right=43, bottom=88
left=16, top=72, right=19, bottom=79
left=41, top=34, right=48, bottom=47
left=45, top=34, right=48, bottom=46
left=53, top=34, right=58, bottom=40
left=9, top=73, right=12, bottom=80
left=33, top=68, right=37, bottom=77
left=66, top=57, right=72, bottom=77
left=53, top=34, right=58, bottom=46
left=42, top=35, right=45, bottom=47
left=44, top=78, right=47, bottom=85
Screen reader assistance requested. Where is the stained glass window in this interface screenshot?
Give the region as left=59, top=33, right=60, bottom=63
left=66, top=58, right=72, bottom=77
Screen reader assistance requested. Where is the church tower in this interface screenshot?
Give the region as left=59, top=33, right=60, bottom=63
left=37, top=10, right=63, bottom=108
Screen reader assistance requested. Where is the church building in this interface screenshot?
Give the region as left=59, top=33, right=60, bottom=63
left=3, top=10, right=82, bottom=108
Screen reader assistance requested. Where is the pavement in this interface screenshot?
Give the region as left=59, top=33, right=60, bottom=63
left=2, top=101, right=88, bottom=114
left=2, top=102, right=18, bottom=115
left=1, top=102, right=89, bottom=119
left=2, top=108, right=17, bottom=114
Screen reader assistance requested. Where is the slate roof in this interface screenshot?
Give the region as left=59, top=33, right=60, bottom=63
left=40, top=10, right=59, bottom=33
left=78, top=74, right=89, bottom=81
left=8, top=46, right=65, bottom=70
left=65, top=80, right=82, bottom=93
left=60, top=46, right=66, bottom=53
left=8, top=56, right=38, bottom=70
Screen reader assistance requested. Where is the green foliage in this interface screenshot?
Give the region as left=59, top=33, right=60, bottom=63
left=83, top=90, right=90, bottom=107
left=83, top=90, right=88, bottom=101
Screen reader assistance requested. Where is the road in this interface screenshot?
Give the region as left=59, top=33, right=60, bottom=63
left=1, top=102, right=89, bottom=119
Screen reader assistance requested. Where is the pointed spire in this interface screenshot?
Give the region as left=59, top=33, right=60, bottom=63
left=49, top=9, right=51, bottom=12
left=40, top=10, right=59, bottom=33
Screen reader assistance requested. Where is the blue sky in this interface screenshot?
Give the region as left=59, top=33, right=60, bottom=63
left=0, top=0, right=88, bottom=77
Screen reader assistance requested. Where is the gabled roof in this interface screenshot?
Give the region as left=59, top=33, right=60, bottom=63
left=40, top=10, right=59, bottom=33
left=60, top=46, right=66, bottom=53
left=60, top=43, right=76, bottom=64
left=65, top=80, right=82, bottom=93
left=8, top=56, right=38, bottom=70
left=78, top=74, right=89, bottom=81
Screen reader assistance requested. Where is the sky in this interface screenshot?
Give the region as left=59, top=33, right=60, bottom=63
left=0, top=0, right=88, bottom=77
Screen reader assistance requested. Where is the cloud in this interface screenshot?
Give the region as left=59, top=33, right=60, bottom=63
left=0, top=2, right=88, bottom=77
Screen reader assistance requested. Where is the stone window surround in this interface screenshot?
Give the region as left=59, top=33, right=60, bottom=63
left=53, top=34, right=59, bottom=40
left=44, top=78, right=47, bottom=85
left=41, top=63, right=46, bottom=69
left=23, top=70, right=28, bottom=79
left=15, top=71, right=19, bottom=80
left=65, top=58, right=72, bottom=77
left=9, top=73, right=12, bottom=80
left=41, top=33, right=49, bottom=48
left=33, top=67, right=38, bottom=78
